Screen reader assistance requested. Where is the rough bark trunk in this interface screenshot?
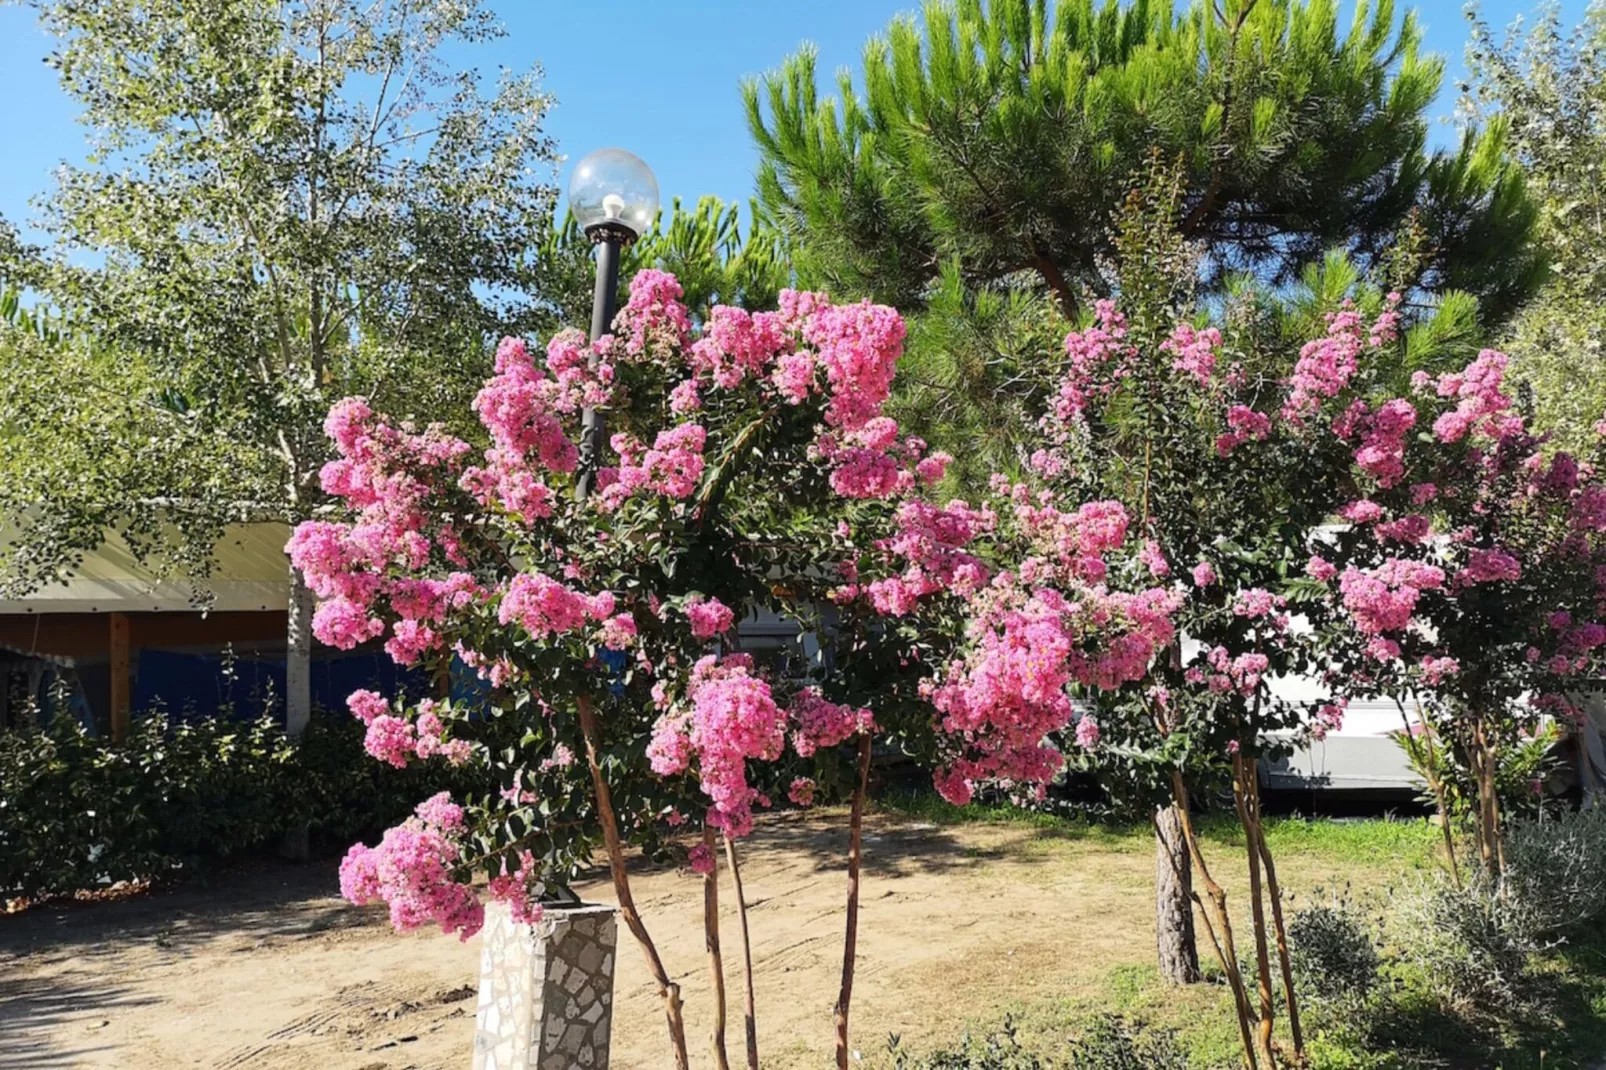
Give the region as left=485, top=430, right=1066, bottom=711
left=1154, top=802, right=1202, bottom=985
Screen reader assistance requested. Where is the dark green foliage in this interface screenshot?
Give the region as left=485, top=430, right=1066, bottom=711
left=747, top=0, right=1544, bottom=325
left=1287, top=889, right=1382, bottom=1007
left=0, top=709, right=478, bottom=904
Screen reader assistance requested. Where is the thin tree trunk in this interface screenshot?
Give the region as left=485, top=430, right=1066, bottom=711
left=1232, top=755, right=1278, bottom=1069
left=1155, top=802, right=1202, bottom=984
left=577, top=696, right=689, bottom=1069
left=724, top=833, right=760, bottom=1070
left=1471, top=714, right=1506, bottom=878
left=1250, top=779, right=1303, bottom=1060
left=704, top=827, right=732, bottom=1070
left=834, top=734, right=873, bottom=1070
left=1170, top=771, right=1261, bottom=1070
left=285, top=564, right=314, bottom=738
left=280, top=565, right=315, bottom=861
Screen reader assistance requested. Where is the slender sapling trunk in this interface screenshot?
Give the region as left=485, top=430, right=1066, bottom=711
left=576, top=696, right=690, bottom=1069
left=834, top=733, right=873, bottom=1070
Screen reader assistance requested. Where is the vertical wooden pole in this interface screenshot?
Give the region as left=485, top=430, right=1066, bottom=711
left=108, top=612, right=131, bottom=744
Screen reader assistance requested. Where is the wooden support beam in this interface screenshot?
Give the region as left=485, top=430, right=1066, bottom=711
left=108, top=612, right=131, bottom=744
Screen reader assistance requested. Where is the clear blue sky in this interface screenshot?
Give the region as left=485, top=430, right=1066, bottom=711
left=0, top=0, right=1586, bottom=248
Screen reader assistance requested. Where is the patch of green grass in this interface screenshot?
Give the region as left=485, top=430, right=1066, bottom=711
left=875, top=788, right=1444, bottom=870
left=1196, top=813, right=1442, bottom=869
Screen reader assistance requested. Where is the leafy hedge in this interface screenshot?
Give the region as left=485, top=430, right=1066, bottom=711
left=0, top=709, right=479, bottom=903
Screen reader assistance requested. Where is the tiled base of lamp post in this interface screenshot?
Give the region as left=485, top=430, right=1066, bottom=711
left=472, top=902, right=618, bottom=1070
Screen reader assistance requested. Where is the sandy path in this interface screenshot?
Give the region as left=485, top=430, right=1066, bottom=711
left=0, top=812, right=1339, bottom=1070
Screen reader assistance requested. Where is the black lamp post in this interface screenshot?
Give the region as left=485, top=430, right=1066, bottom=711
left=568, top=147, right=659, bottom=498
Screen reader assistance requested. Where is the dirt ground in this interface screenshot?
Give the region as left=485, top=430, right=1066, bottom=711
left=0, top=811, right=1366, bottom=1070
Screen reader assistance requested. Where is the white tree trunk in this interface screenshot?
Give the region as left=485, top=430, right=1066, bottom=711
left=285, top=562, right=314, bottom=737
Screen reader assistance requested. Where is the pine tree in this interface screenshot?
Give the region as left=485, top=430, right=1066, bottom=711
left=746, top=0, right=1544, bottom=325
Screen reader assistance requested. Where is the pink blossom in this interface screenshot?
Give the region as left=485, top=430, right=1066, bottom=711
left=1233, top=588, right=1284, bottom=619
left=1338, top=558, right=1444, bottom=635
left=1192, top=561, right=1218, bottom=587
left=687, top=843, right=715, bottom=876
left=1340, top=500, right=1383, bottom=524
left=1376, top=514, right=1431, bottom=544
left=685, top=595, right=736, bottom=638
left=1456, top=548, right=1522, bottom=585
left=347, top=689, right=389, bottom=725
left=1163, top=322, right=1222, bottom=386
left=364, top=715, right=418, bottom=769
left=791, top=688, right=875, bottom=756
left=1306, top=555, right=1338, bottom=582
left=788, top=777, right=817, bottom=807
left=312, top=597, right=386, bottom=650
left=339, top=810, right=483, bottom=940
left=498, top=573, right=598, bottom=638
left=1420, top=656, right=1460, bottom=684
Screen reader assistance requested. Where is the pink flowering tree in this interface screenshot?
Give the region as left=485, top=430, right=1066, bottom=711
left=286, top=268, right=1025, bottom=1069
left=952, top=173, right=1453, bottom=1069
left=1301, top=346, right=1606, bottom=881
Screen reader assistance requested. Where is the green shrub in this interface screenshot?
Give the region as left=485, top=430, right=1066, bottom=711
left=1498, top=808, right=1606, bottom=940
left=0, top=707, right=475, bottom=903
left=1066, top=1016, right=1189, bottom=1070
left=1391, top=876, right=1536, bottom=1011
left=887, top=1016, right=1187, bottom=1070
left=889, top=1019, right=1044, bottom=1070
left=1288, top=889, right=1381, bottom=1007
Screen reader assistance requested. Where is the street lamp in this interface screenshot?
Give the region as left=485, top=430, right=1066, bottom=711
left=569, top=148, right=658, bottom=497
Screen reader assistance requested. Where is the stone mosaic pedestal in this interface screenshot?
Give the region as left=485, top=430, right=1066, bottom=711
left=473, top=902, right=618, bottom=1070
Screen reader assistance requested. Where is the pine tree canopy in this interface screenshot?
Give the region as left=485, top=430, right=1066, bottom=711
left=745, top=0, right=1547, bottom=325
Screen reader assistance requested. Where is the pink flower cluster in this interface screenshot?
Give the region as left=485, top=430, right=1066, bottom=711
left=790, top=688, right=876, bottom=756
left=928, top=576, right=1180, bottom=805
left=685, top=595, right=736, bottom=639
left=1164, top=322, right=1222, bottom=386
left=338, top=793, right=483, bottom=940
left=1337, top=559, right=1445, bottom=635
left=1432, top=350, right=1518, bottom=443
left=1049, top=301, right=1133, bottom=425
left=647, top=655, right=785, bottom=838
left=1282, top=296, right=1399, bottom=425
left=1215, top=405, right=1271, bottom=456
left=613, top=269, right=693, bottom=360
left=855, top=498, right=991, bottom=615
left=498, top=573, right=614, bottom=640
left=1455, top=548, right=1522, bottom=586
left=1350, top=398, right=1417, bottom=487
left=602, top=423, right=708, bottom=507
left=348, top=691, right=472, bottom=768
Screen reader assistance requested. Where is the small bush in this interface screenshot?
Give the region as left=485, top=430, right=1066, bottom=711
left=889, top=1018, right=1044, bottom=1070
left=1288, top=889, right=1381, bottom=1006
left=1498, top=808, right=1606, bottom=940
left=888, top=1016, right=1187, bottom=1070
left=1066, top=1016, right=1189, bottom=1070
left=1391, top=876, right=1536, bottom=1011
